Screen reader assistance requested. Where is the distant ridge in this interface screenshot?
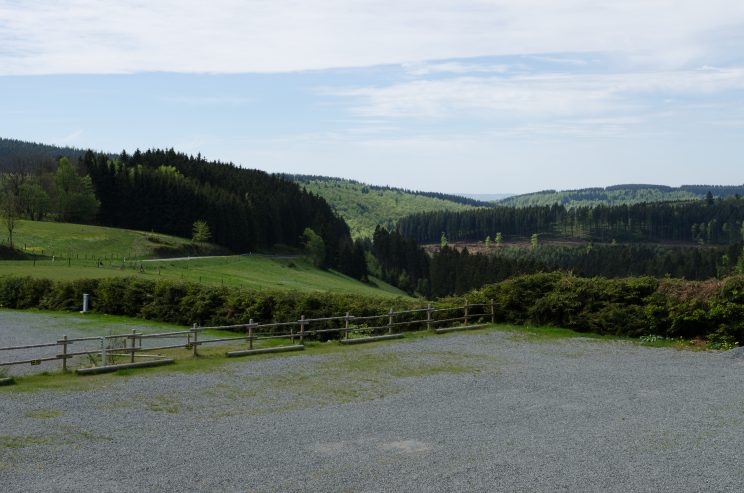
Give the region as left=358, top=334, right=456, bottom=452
left=283, top=174, right=490, bottom=237
left=497, top=183, right=744, bottom=208
left=284, top=174, right=492, bottom=208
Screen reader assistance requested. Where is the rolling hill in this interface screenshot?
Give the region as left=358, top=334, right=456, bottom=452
left=0, top=221, right=408, bottom=298
left=497, top=184, right=744, bottom=208
left=285, top=175, right=489, bottom=238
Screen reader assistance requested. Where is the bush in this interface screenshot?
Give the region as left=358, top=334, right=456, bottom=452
left=2, top=273, right=744, bottom=343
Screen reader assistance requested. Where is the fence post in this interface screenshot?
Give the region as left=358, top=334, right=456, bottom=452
left=490, top=299, right=495, bottom=324
left=345, top=312, right=350, bottom=339
left=100, top=337, right=107, bottom=367
left=130, top=329, right=136, bottom=363
left=299, top=315, right=305, bottom=344
left=427, top=303, right=432, bottom=331
left=192, top=323, right=199, bottom=357
left=248, top=319, right=254, bottom=350
left=61, top=335, right=68, bottom=372
left=464, top=299, right=469, bottom=325
left=388, top=308, right=394, bottom=334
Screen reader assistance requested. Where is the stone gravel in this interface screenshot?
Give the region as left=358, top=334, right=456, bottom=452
left=2, top=312, right=744, bottom=492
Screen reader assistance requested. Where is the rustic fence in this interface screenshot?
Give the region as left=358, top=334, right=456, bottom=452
left=0, top=300, right=495, bottom=376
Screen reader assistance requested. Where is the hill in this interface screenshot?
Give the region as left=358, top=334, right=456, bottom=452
left=284, top=174, right=488, bottom=238
left=0, top=221, right=407, bottom=298
left=4, top=219, right=227, bottom=260
left=0, top=138, right=366, bottom=279
left=0, top=256, right=408, bottom=298
left=497, top=184, right=744, bottom=208
left=0, top=137, right=91, bottom=172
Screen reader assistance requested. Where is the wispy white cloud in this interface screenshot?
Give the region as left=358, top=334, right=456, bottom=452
left=402, top=61, right=511, bottom=76
left=1, top=0, right=744, bottom=75
left=332, top=67, right=744, bottom=119
left=55, top=129, right=84, bottom=144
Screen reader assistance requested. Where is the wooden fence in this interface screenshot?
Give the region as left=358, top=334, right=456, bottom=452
left=0, top=300, right=495, bottom=376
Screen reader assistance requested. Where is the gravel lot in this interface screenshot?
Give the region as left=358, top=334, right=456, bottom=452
left=0, top=311, right=186, bottom=375
left=2, top=312, right=744, bottom=492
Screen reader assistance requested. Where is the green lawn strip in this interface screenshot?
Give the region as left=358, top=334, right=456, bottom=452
left=0, top=255, right=409, bottom=298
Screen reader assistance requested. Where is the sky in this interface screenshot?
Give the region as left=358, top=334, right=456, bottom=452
left=1, top=1, right=744, bottom=194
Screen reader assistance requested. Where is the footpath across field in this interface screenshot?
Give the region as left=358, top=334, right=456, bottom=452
left=1, top=312, right=743, bottom=492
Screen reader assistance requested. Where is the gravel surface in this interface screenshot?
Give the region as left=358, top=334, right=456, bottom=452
left=2, top=313, right=744, bottom=492
left=0, top=312, right=184, bottom=375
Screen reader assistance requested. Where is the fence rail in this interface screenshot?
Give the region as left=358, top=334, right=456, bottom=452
left=0, top=299, right=496, bottom=374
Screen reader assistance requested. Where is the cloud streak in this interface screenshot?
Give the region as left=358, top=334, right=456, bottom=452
left=1, top=0, right=744, bottom=75
left=331, top=66, right=744, bottom=120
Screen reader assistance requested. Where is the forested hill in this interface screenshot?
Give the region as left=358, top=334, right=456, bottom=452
left=81, top=150, right=361, bottom=271
left=0, top=137, right=90, bottom=171
left=283, top=174, right=488, bottom=238
left=398, top=198, right=744, bottom=245
left=498, top=184, right=744, bottom=208
left=1, top=138, right=366, bottom=278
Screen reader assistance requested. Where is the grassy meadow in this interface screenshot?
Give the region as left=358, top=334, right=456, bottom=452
left=7, top=220, right=226, bottom=260
left=0, top=220, right=409, bottom=299
left=0, top=255, right=408, bottom=298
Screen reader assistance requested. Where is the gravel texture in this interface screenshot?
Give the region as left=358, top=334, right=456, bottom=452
left=0, top=312, right=186, bottom=375
left=2, top=312, right=744, bottom=492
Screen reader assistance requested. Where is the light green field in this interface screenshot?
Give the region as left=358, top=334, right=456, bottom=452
left=9, top=220, right=225, bottom=260
left=0, top=255, right=410, bottom=299
left=295, top=179, right=478, bottom=238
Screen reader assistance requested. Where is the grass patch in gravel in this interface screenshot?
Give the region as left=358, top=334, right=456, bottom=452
left=1, top=322, right=710, bottom=394
left=207, top=347, right=490, bottom=418
left=0, top=426, right=110, bottom=449
left=23, top=409, right=63, bottom=419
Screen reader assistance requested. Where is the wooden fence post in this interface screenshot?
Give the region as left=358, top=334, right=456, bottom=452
left=464, top=299, right=469, bottom=325
left=130, top=329, right=136, bottom=363
left=427, top=303, right=432, bottom=331
left=192, top=323, right=198, bottom=357
left=61, top=335, right=68, bottom=372
left=299, top=315, right=305, bottom=344
left=388, top=308, right=394, bottom=334
left=345, top=312, right=350, bottom=339
left=248, top=319, right=254, bottom=350
left=490, top=299, right=495, bottom=324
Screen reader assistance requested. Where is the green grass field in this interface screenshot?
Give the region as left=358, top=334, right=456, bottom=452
left=1, top=220, right=409, bottom=298
left=0, top=255, right=409, bottom=298
left=8, top=220, right=226, bottom=260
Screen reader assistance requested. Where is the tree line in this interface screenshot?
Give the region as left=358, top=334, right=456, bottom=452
left=397, top=198, right=744, bottom=245
left=1, top=148, right=367, bottom=279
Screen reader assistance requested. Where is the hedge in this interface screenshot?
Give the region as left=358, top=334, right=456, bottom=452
left=1, top=274, right=742, bottom=344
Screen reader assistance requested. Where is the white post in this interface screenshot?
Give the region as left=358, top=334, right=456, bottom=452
left=100, top=337, right=107, bottom=367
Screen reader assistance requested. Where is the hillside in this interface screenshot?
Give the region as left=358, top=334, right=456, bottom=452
left=0, top=221, right=407, bottom=298
left=0, top=137, right=90, bottom=172
left=0, top=138, right=367, bottom=279
left=4, top=219, right=227, bottom=259
left=497, top=184, right=744, bottom=208
left=0, top=256, right=408, bottom=298
left=285, top=175, right=488, bottom=238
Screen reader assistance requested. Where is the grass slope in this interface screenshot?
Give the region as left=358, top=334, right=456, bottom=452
left=0, top=255, right=409, bottom=298
left=288, top=176, right=480, bottom=238
left=7, top=220, right=226, bottom=260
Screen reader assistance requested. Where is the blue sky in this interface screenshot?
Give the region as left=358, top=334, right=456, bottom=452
left=1, top=1, right=744, bottom=194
